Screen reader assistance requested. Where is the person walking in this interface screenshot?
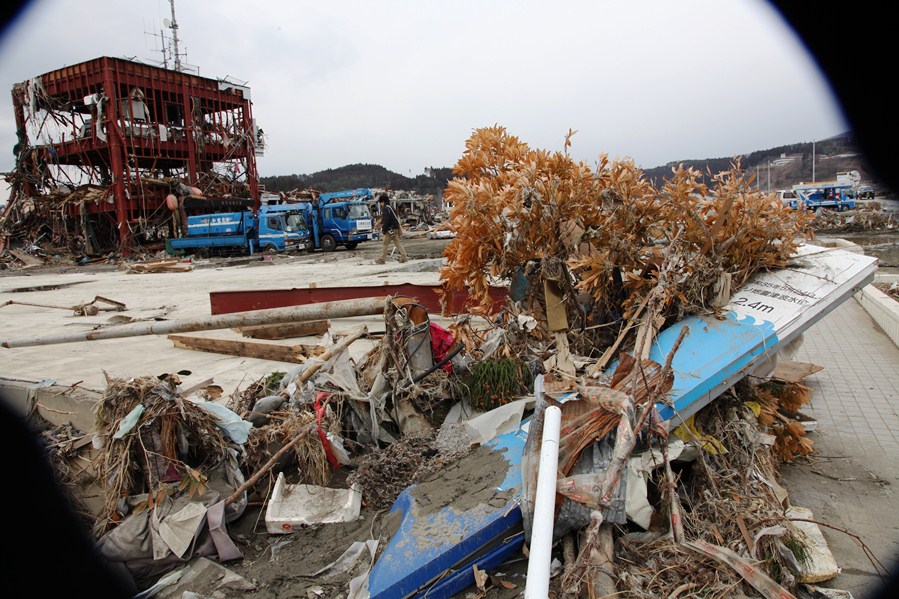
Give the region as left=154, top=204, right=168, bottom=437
left=376, top=193, right=408, bottom=264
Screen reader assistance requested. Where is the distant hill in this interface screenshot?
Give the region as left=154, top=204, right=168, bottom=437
left=642, top=132, right=888, bottom=193
left=260, top=164, right=454, bottom=197
left=260, top=133, right=890, bottom=199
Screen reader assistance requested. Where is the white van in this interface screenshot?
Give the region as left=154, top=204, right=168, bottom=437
left=775, top=189, right=798, bottom=206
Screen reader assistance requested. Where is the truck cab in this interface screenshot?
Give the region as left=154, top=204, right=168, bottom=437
left=305, top=188, right=377, bottom=251
left=257, top=205, right=311, bottom=253
left=775, top=189, right=798, bottom=206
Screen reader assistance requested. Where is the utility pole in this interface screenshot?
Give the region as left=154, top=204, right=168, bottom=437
left=767, top=162, right=771, bottom=192
left=811, top=141, right=816, bottom=182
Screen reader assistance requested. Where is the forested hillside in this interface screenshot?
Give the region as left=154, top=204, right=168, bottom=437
left=260, top=132, right=889, bottom=199
left=642, top=132, right=887, bottom=193
left=261, top=164, right=454, bottom=196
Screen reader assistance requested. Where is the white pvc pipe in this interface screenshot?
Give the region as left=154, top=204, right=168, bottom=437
left=524, top=404, right=562, bottom=599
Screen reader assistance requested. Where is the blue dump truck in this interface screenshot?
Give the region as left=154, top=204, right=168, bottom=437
left=787, top=182, right=856, bottom=212
left=166, top=204, right=310, bottom=257
left=166, top=188, right=377, bottom=257
left=304, top=188, right=378, bottom=251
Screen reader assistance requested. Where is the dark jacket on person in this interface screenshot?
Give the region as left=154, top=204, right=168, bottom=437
left=380, top=203, right=401, bottom=233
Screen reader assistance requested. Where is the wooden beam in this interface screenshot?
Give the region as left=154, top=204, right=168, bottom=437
left=235, top=319, right=330, bottom=340
left=168, top=334, right=324, bottom=363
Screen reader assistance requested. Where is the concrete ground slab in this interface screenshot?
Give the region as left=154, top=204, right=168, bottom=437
left=784, top=298, right=899, bottom=598
left=0, top=253, right=456, bottom=398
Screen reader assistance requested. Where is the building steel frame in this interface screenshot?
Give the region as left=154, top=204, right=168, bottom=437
left=5, top=56, right=260, bottom=255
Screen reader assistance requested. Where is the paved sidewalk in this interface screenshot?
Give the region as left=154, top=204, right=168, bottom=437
left=795, top=297, right=899, bottom=456
left=786, top=296, right=899, bottom=598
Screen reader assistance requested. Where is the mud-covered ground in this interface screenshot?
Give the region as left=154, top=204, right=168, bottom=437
left=212, top=445, right=532, bottom=599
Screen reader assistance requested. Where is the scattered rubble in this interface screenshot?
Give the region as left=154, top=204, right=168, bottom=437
left=812, top=201, right=897, bottom=233
left=875, top=281, right=899, bottom=302
left=11, top=127, right=886, bottom=598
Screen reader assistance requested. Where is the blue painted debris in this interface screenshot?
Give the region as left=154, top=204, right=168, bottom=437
left=367, top=244, right=878, bottom=598
left=367, top=431, right=529, bottom=598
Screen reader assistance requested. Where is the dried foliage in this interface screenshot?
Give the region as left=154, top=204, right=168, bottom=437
left=753, top=380, right=815, bottom=462
left=812, top=205, right=897, bottom=232
left=875, top=281, right=899, bottom=302
left=614, top=391, right=805, bottom=597
left=440, top=126, right=814, bottom=358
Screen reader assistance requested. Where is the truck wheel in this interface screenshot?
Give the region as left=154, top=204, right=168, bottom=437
left=264, top=245, right=278, bottom=255
left=345, top=242, right=359, bottom=250
left=195, top=247, right=209, bottom=259
left=321, top=235, right=337, bottom=252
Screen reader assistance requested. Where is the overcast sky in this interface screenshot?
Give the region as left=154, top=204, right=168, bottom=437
left=0, top=0, right=846, bottom=180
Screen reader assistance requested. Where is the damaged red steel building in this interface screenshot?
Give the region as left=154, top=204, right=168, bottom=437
left=2, top=56, right=262, bottom=256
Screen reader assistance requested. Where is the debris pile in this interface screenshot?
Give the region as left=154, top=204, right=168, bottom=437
left=812, top=201, right=897, bottom=232
left=875, top=281, right=899, bottom=302
left=23, top=126, right=881, bottom=598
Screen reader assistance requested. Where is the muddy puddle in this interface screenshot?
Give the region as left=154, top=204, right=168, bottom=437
left=5, top=281, right=88, bottom=293
left=818, top=231, right=899, bottom=267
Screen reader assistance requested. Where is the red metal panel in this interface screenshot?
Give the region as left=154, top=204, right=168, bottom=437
left=208, top=283, right=509, bottom=316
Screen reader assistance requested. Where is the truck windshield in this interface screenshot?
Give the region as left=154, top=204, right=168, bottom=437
left=267, top=216, right=283, bottom=231
left=284, top=213, right=307, bottom=232
left=347, top=204, right=371, bottom=220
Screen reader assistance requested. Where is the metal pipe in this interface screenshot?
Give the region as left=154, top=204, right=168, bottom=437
left=524, top=403, right=562, bottom=599
left=2, top=296, right=387, bottom=349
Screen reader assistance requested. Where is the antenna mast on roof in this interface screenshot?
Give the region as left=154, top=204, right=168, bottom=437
left=166, top=0, right=184, bottom=72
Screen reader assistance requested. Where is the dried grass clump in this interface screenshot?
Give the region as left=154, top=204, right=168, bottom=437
left=615, top=391, right=805, bottom=596
left=244, top=410, right=332, bottom=488
left=39, top=422, right=95, bottom=525
left=92, top=375, right=231, bottom=537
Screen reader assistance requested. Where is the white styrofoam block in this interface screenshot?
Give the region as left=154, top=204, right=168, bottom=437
left=786, top=505, right=840, bottom=583
left=265, top=472, right=362, bottom=534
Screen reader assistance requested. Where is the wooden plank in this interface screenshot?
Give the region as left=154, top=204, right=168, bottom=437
left=168, top=334, right=324, bottom=363
left=122, top=259, right=192, bottom=273
left=771, top=360, right=824, bottom=383
left=235, top=319, right=330, bottom=340
left=8, top=249, right=44, bottom=268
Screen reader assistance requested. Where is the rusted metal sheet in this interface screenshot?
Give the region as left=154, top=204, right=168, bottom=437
left=208, top=283, right=509, bottom=316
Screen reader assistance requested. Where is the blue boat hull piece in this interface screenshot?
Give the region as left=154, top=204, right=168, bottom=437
left=411, top=530, right=525, bottom=599
left=368, top=425, right=530, bottom=598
